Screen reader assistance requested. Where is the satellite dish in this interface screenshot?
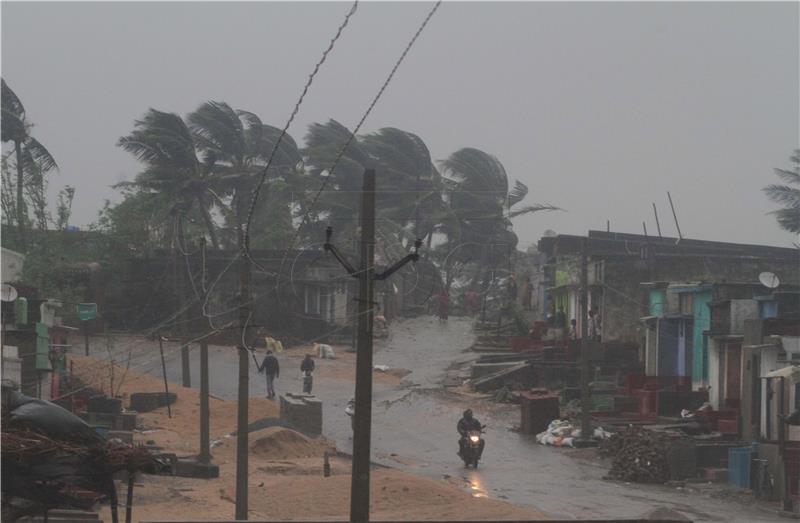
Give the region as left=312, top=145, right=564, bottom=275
left=1, top=283, right=18, bottom=302
left=759, top=271, right=780, bottom=289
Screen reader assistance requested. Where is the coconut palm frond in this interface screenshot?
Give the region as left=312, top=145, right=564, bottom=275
left=23, top=137, right=58, bottom=173
left=508, top=180, right=528, bottom=207
left=507, top=203, right=563, bottom=219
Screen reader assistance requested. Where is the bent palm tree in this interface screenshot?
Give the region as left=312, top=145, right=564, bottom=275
left=764, top=150, right=800, bottom=234
left=117, top=108, right=220, bottom=249
left=1, top=79, right=58, bottom=246
left=187, top=101, right=303, bottom=250
left=439, top=147, right=559, bottom=287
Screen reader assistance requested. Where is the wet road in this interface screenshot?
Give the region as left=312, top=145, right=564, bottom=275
left=131, top=317, right=784, bottom=522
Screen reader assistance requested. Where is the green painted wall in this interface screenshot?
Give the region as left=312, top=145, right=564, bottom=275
left=649, top=289, right=665, bottom=316
left=692, top=290, right=712, bottom=386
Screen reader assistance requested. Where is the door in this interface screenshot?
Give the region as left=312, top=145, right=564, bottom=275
left=725, top=342, right=742, bottom=408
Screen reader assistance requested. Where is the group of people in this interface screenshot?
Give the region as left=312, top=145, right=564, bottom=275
left=550, top=306, right=602, bottom=341
left=257, top=350, right=316, bottom=399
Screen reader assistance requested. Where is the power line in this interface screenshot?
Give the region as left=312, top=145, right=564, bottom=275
left=242, top=0, right=360, bottom=253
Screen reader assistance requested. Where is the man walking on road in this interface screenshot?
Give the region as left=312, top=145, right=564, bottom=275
left=259, top=350, right=280, bottom=399
left=301, top=354, right=315, bottom=394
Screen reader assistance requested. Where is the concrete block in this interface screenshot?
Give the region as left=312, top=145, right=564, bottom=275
left=130, top=392, right=177, bottom=413
left=86, top=396, right=122, bottom=414
left=175, top=458, right=220, bottom=479
left=279, top=394, right=323, bottom=437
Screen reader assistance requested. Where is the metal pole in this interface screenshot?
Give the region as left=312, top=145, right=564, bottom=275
left=199, top=341, right=210, bottom=464
left=642, top=222, right=648, bottom=237
left=350, top=169, right=376, bottom=523
left=158, top=336, right=172, bottom=418
left=652, top=203, right=662, bottom=238
left=579, top=237, right=592, bottom=441
left=83, top=321, right=89, bottom=356
left=181, top=346, right=191, bottom=388
left=235, top=215, right=252, bottom=521
left=666, top=191, right=683, bottom=240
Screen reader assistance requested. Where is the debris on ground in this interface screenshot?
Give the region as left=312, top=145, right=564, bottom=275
left=535, top=419, right=611, bottom=447
left=599, top=426, right=679, bottom=483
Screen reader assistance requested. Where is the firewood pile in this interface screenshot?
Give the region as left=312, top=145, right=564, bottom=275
left=599, top=426, right=676, bottom=483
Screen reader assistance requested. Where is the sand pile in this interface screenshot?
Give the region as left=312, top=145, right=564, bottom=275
left=250, top=427, right=334, bottom=460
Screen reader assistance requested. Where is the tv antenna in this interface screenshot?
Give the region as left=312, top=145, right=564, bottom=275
left=1, top=283, right=18, bottom=302
left=759, top=271, right=780, bottom=289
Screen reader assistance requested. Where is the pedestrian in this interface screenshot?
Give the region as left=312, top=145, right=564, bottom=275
left=521, top=276, right=533, bottom=311
left=301, top=354, right=315, bottom=394
left=507, top=273, right=518, bottom=302
left=437, top=291, right=450, bottom=322
left=258, top=350, right=280, bottom=399
left=568, top=319, right=577, bottom=340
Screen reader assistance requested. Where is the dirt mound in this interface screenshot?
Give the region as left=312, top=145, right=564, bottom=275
left=250, top=426, right=333, bottom=460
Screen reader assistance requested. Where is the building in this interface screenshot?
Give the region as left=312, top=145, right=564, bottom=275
left=538, top=231, right=800, bottom=347
left=1, top=247, right=25, bottom=283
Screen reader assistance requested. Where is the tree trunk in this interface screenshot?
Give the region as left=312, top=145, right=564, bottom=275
left=198, top=200, right=220, bottom=250
left=14, top=139, right=26, bottom=248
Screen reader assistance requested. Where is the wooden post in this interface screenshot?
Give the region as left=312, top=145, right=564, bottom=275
left=158, top=336, right=171, bottom=419
left=652, top=203, right=662, bottom=238
left=83, top=321, right=89, bottom=356
left=199, top=341, right=210, bottom=464
left=124, top=472, right=135, bottom=523
left=579, top=237, right=592, bottom=441
left=350, top=169, right=376, bottom=523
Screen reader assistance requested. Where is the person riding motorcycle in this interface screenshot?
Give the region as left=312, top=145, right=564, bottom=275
left=457, top=409, right=484, bottom=458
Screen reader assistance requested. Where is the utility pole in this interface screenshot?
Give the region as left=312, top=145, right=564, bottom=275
left=198, top=237, right=210, bottom=463
left=158, top=335, right=172, bottom=418
left=351, top=169, right=376, bottom=523
left=174, top=220, right=191, bottom=387
left=235, top=217, right=251, bottom=521
left=579, top=237, right=592, bottom=443
left=199, top=341, right=211, bottom=464
left=324, top=169, right=421, bottom=523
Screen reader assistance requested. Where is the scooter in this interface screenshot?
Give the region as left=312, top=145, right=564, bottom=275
left=459, top=428, right=485, bottom=468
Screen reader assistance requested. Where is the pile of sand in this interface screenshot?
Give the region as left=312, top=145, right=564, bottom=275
left=250, top=426, right=334, bottom=460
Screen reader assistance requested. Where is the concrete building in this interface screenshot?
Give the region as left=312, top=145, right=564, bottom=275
left=538, top=231, right=800, bottom=348
left=1, top=247, right=25, bottom=283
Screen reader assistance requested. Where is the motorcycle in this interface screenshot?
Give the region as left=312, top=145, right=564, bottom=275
left=460, top=428, right=485, bottom=468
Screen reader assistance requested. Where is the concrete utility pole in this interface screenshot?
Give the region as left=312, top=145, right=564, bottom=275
left=235, top=221, right=252, bottom=520
left=351, top=169, right=376, bottom=523
left=199, top=238, right=211, bottom=464
left=579, top=237, right=592, bottom=442
left=324, top=169, right=421, bottom=523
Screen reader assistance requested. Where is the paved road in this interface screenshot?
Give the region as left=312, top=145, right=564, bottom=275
left=125, top=317, right=784, bottom=522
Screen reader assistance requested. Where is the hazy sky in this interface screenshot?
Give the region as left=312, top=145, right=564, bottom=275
left=2, top=1, right=798, bottom=249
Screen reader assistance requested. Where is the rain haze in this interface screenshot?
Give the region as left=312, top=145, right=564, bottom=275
left=2, top=1, right=798, bottom=247
left=6, top=3, right=800, bottom=522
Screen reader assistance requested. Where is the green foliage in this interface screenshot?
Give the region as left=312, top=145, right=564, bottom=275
left=764, top=150, right=800, bottom=234
left=55, top=186, right=75, bottom=230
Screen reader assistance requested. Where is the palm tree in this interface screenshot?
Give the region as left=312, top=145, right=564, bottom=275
left=764, top=150, right=800, bottom=234
left=303, top=120, right=450, bottom=260
left=117, top=108, right=221, bottom=249
left=186, top=101, right=303, bottom=250
left=1, top=79, right=58, bottom=247
left=439, top=147, right=558, bottom=287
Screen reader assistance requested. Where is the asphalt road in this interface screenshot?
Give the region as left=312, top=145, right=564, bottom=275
left=123, top=317, right=785, bottom=522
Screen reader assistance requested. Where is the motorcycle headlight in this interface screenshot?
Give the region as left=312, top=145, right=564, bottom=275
left=469, top=435, right=480, bottom=443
